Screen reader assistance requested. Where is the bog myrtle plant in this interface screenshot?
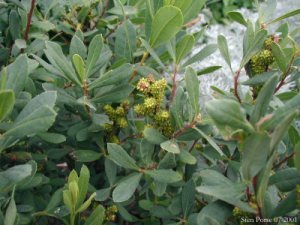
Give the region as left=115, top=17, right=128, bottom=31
left=0, top=0, right=300, bottom=225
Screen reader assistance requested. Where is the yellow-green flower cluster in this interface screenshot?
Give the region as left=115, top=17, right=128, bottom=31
left=103, top=101, right=129, bottom=144
left=103, top=103, right=128, bottom=129
left=250, top=37, right=275, bottom=76
left=105, top=205, right=118, bottom=222
left=134, top=75, right=173, bottom=136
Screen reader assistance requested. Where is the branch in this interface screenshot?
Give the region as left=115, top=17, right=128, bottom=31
left=101, top=0, right=110, bottom=18
left=272, top=152, right=295, bottom=169
left=172, top=121, right=197, bottom=138
left=24, top=0, right=36, bottom=41
left=274, top=54, right=296, bottom=93
left=233, top=69, right=242, bottom=103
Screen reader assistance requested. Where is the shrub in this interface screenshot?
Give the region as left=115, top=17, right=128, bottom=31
left=0, top=0, right=300, bottom=225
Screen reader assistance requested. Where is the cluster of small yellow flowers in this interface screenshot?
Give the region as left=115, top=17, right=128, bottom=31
left=233, top=207, right=256, bottom=225
left=250, top=37, right=275, bottom=76
left=103, top=101, right=129, bottom=143
left=134, top=75, right=174, bottom=136
left=105, top=205, right=118, bottom=222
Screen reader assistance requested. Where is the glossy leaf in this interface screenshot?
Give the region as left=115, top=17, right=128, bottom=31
left=145, top=169, right=182, bottom=183
left=113, top=173, right=142, bottom=202
left=150, top=6, right=183, bottom=47
left=241, top=133, right=270, bottom=181
left=107, top=143, right=139, bottom=170
left=185, top=67, right=200, bottom=118
left=0, top=90, right=14, bottom=122
left=176, top=35, right=195, bottom=64
left=217, top=35, right=232, bottom=72
left=160, top=140, right=180, bottom=154
left=115, top=20, right=136, bottom=62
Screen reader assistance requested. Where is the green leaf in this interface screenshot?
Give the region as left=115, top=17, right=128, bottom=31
left=113, top=173, right=142, bottom=202
left=193, top=127, right=224, bottom=157
left=261, top=94, right=300, bottom=130
left=242, top=71, right=279, bottom=86
left=196, top=170, right=255, bottom=213
left=197, top=201, right=232, bottom=225
left=176, top=35, right=195, bottom=64
left=250, top=75, right=279, bottom=124
left=4, top=106, right=57, bottom=139
left=241, top=133, right=270, bottom=181
left=70, top=34, right=87, bottom=59
left=227, top=11, right=248, bottom=26
left=115, top=20, right=136, bottom=62
left=268, top=8, right=300, bottom=24
left=143, top=127, right=167, bottom=145
left=206, top=99, right=254, bottom=137
left=84, top=205, right=105, bottom=225
left=295, top=142, right=300, bottom=171
left=140, top=38, right=165, bottom=68
left=9, top=10, right=21, bottom=40
left=107, top=143, right=139, bottom=170
left=240, top=29, right=268, bottom=68
left=76, top=192, right=96, bottom=213
left=15, top=91, right=57, bottom=123
left=4, top=194, right=17, bottom=225
left=38, top=132, right=66, bottom=144
left=182, top=179, right=196, bottom=218
left=185, top=67, right=199, bottom=117
left=145, top=169, right=182, bottom=183
left=270, top=110, right=299, bottom=150
left=197, top=66, right=222, bottom=76
left=170, top=86, right=185, bottom=128
left=271, top=43, right=288, bottom=72
left=45, top=188, right=63, bottom=212
left=160, top=140, right=180, bottom=154
left=173, top=0, right=205, bottom=23
left=74, top=150, right=101, bottom=162
left=269, top=168, right=300, bottom=192
left=183, top=44, right=217, bottom=67
left=0, top=164, right=32, bottom=193
left=139, top=139, right=155, bottom=166
left=256, top=151, right=277, bottom=210
left=150, top=6, right=183, bottom=47
left=86, top=34, right=103, bottom=77
left=272, top=190, right=297, bottom=217
left=217, top=35, right=232, bottom=72
left=72, top=54, right=86, bottom=83
left=0, top=90, right=15, bottom=122
left=6, top=54, right=28, bottom=95
left=92, top=84, right=134, bottom=103
left=44, top=41, right=80, bottom=85
left=179, top=150, right=196, bottom=165
left=89, top=64, right=133, bottom=90
left=77, top=165, right=90, bottom=207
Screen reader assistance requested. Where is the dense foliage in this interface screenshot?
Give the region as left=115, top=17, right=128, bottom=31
left=0, top=0, right=300, bottom=225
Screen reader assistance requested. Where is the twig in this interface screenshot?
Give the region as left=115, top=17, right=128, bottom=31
left=252, top=176, right=265, bottom=224
left=272, top=152, right=295, bottom=169
left=188, top=140, right=198, bottom=153
left=233, top=69, right=242, bottom=103
left=129, top=52, right=149, bottom=82
left=24, top=0, right=36, bottom=41
left=172, top=121, right=197, bottom=138
left=274, top=54, right=296, bottom=93
left=184, top=16, right=201, bottom=28
left=101, top=0, right=110, bottom=18
left=104, top=20, right=125, bottom=39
